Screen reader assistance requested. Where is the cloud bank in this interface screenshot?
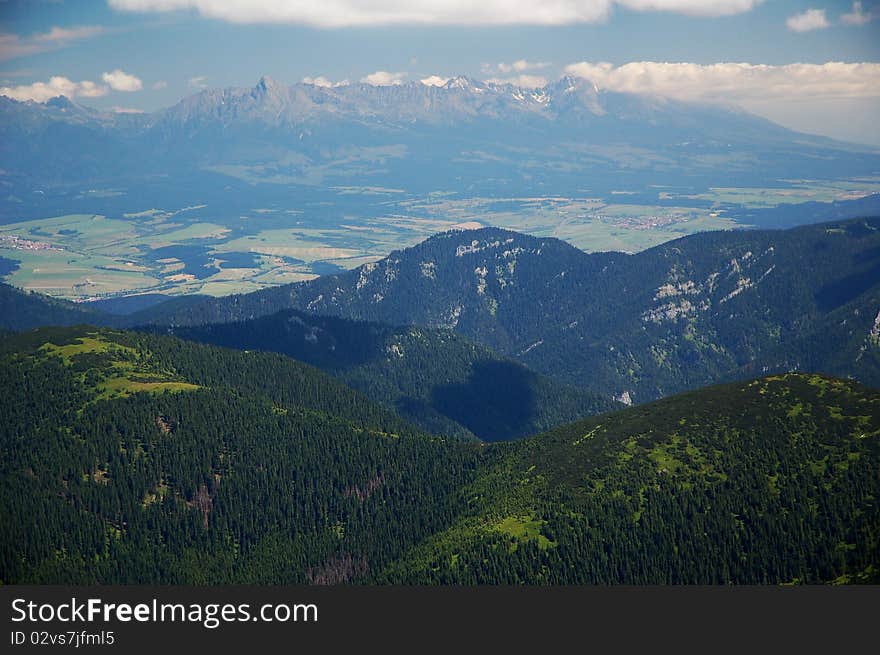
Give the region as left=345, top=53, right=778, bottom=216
left=108, top=0, right=762, bottom=27
left=563, top=61, right=880, bottom=104
left=493, top=60, right=551, bottom=74
left=419, top=75, right=449, bottom=87
left=0, top=76, right=108, bottom=102
left=481, top=61, right=551, bottom=87
left=486, top=74, right=550, bottom=88
left=302, top=75, right=349, bottom=87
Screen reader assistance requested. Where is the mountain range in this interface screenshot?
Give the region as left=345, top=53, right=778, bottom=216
left=3, top=75, right=879, bottom=219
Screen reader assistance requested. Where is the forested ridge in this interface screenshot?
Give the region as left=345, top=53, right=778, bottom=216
left=0, top=283, right=103, bottom=330
left=381, top=374, right=880, bottom=584
left=2, top=326, right=877, bottom=584
left=0, top=327, right=482, bottom=583
left=157, top=309, right=616, bottom=441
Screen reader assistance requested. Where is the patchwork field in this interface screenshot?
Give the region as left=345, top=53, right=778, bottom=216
left=0, top=178, right=876, bottom=300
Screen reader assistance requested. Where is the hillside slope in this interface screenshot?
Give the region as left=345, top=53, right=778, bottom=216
left=160, top=309, right=617, bottom=441
left=381, top=374, right=880, bottom=584
left=0, top=282, right=103, bottom=330
left=0, top=327, right=481, bottom=583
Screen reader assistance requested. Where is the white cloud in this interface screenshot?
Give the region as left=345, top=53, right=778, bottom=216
left=481, top=61, right=553, bottom=86
left=786, top=8, right=830, bottom=32
left=360, top=71, right=407, bottom=86
left=0, top=25, right=105, bottom=61
left=102, top=69, right=143, bottom=92
left=110, top=105, right=145, bottom=114
left=152, top=80, right=168, bottom=90
left=108, top=0, right=761, bottom=27
left=0, top=76, right=109, bottom=102
left=33, top=26, right=105, bottom=43
left=302, top=75, right=349, bottom=88
left=841, top=1, right=873, bottom=25
left=420, top=75, right=449, bottom=87
left=482, top=60, right=551, bottom=76
left=188, top=76, right=208, bottom=89
left=617, top=0, right=761, bottom=16
left=501, top=60, right=550, bottom=73
left=563, top=61, right=880, bottom=103
left=486, top=74, right=549, bottom=88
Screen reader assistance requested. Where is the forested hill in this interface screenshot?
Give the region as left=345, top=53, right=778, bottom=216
left=381, top=373, right=880, bottom=584
left=2, top=329, right=877, bottom=584
left=135, top=217, right=880, bottom=402
left=159, top=309, right=617, bottom=441
left=0, top=326, right=482, bottom=584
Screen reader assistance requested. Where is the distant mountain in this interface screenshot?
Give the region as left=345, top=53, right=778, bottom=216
left=2, top=75, right=878, bottom=207
left=142, top=217, right=880, bottom=402
left=159, top=309, right=617, bottom=441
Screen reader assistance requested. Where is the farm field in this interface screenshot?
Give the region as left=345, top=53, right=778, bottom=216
left=0, top=177, right=876, bottom=300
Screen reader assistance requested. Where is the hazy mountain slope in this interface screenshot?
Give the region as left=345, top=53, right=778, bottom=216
left=513, top=216, right=880, bottom=399
left=141, top=217, right=880, bottom=402
left=381, top=373, right=880, bottom=584
left=160, top=309, right=618, bottom=441
left=0, top=282, right=104, bottom=330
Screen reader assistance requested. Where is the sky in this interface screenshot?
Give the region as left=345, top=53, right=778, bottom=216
left=1, top=0, right=879, bottom=144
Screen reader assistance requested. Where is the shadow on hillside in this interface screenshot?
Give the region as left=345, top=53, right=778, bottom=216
left=174, top=309, right=389, bottom=369
left=431, top=360, right=537, bottom=442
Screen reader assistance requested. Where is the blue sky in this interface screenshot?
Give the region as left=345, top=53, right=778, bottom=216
left=1, top=0, right=879, bottom=143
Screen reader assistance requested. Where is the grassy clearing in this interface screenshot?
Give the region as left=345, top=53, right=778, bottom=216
left=40, top=335, right=132, bottom=361
left=38, top=332, right=200, bottom=401
left=491, top=515, right=554, bottom=551
left=97, top=377, right=199, bottom=399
